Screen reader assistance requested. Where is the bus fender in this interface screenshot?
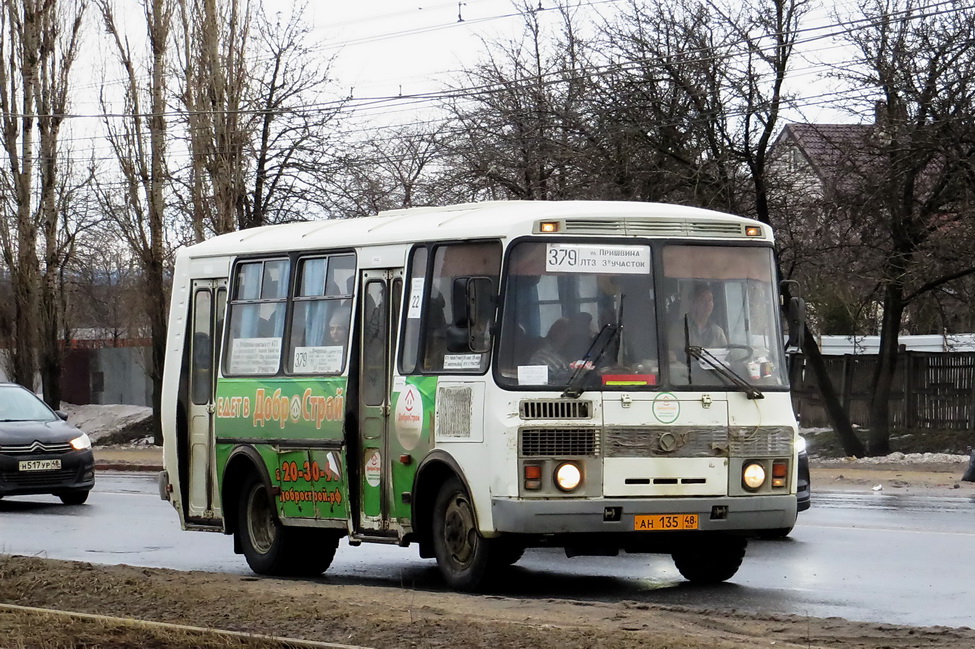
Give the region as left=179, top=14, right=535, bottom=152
left=411, top=450, right=470, bottom=559
left=222, top=445, right=273, bottom=549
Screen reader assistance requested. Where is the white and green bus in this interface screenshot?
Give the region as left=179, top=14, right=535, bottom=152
left=159, top=200, right=804, bottom=591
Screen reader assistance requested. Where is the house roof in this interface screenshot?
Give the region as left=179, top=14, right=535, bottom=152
left=775, top=123, right=874, bottom=181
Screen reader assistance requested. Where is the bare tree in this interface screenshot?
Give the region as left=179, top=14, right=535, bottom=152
left=174, top=0, right=250, bottom=237
left=174, top=0, right=343, bottom=232
left=832, top=0, right=975, bottom=454
left=597, top=0, right=865, bottom=455
left=36, top=0, right=88, bottom=407
left=97, top=0, right=172, bottom=442
left=443, top=1, right=594, bottom=200
left=0, top=0, right=88, bottom=404
left=324, top=124, right=455, bottom=216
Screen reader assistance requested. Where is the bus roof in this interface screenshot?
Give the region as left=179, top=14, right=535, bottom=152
left=177, top=200, right=769, bottom=260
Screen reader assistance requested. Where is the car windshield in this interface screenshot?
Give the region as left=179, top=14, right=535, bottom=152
left=496, top=240, right=659, bottom=391
left=661, top=245, right=787, bottom=390
left=0, top=386, right=59, bottom=422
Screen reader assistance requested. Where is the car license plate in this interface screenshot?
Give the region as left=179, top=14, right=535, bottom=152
left=634, top=514, right=698, bottom=531
left=18, top=459, right=62, bottom=472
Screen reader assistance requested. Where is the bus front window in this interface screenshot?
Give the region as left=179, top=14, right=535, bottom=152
left=662, top=245, right=787, bottom=389
left=497, top=240, right=658, bottom=390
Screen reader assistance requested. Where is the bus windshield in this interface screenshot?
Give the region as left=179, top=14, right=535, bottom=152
left=496, top=240, right=786, bottom=392
left=496, top=240, right=659, bottom=390
left=662, top=245, right=787, bottom=390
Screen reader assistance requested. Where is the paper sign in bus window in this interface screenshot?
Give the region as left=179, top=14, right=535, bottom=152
left=230, top=338, right=282, bottom=375
left=293, top=346, right=344, bottom=374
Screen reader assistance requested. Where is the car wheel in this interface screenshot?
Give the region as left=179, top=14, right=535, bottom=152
left=432, top=477, right=496, bottom=591
left=59, top=491, right=89, bottom=505
left=237, top=473, right=301, bottom=576
left=672, top=535, right=747, bottom=584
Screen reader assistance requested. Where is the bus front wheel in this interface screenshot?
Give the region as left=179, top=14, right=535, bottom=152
left=671, top=535, right=747, bottom=584
left=432, top=477, right=495, bottom=591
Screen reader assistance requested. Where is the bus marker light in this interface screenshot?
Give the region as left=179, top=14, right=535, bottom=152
left=539, top=221, right=560, bottom=233
left=745, top=226, right=763, bottom=237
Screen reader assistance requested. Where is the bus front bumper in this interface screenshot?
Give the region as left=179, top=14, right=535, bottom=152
left=491, top=494, right=797, bottom=535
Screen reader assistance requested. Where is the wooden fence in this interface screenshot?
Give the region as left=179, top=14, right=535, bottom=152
left=792, top=352, right=975, bottom=430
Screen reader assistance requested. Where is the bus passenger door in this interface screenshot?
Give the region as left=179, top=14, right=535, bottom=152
left=355, top=269, right=403, bottom=535
left=186, top=279, right=226, bottom=522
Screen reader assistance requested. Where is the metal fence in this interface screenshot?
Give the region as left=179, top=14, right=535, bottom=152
left=792, top=352, right=975, bottom=430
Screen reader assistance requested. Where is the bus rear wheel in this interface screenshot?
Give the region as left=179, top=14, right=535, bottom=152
left=671, top=535, right=747, bottom=584
left=432, top=477, right=496, bottom=591
left=237, top=473, right=339, bottom=577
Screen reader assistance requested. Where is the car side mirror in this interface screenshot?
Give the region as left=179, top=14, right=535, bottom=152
left=55, top=410, right=69, bottom=421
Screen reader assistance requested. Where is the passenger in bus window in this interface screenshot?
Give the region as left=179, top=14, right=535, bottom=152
left=530, top=317, right=572, bottom=382
left=327, top=303, right=351, bottom=349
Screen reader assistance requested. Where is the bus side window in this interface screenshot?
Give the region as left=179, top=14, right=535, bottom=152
left=288, top=254, right=355, bottom=375
left=419, top=241, right=501, bottom=374
left=224, top=259, right=290, bottom=376
left=399, top=246, right=428, bottom=375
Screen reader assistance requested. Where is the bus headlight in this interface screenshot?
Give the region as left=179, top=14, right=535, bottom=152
left=554, top=462, right=582, bottom=492
left=742, top=461, right=766, bottom=490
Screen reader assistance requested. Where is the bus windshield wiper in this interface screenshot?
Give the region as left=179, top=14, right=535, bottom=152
left=562, top=296, right=625, bottom=399
left=685, top=346, right=764, bottom=400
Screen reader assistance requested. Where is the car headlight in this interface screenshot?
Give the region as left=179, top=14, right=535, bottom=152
left=742, top=461, right=766, bottom=490
left=796, top=435, right=807, bottom=454
left=554, top=462, right=582, bottom=492
left=70, top=433, right=92, bottom=451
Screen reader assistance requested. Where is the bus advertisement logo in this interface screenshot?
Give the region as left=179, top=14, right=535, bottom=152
left=395, top=384, right=423, bottom=450
left=216, top=385, right=344, bottom=430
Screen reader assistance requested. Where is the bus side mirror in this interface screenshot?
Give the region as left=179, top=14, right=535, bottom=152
left=446, top=276, right=495, bottom=353
left=786, top=296, right=805, bottom=349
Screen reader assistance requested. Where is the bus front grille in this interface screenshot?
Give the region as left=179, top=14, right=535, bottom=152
left=520, top=428, right=599, bottom=457
left=520, top=399, right=592, bottom=420
left=728, top=426, right=794, bottom=456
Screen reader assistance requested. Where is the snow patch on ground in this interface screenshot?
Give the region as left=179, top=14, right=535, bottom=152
left=814, top=452, right=970, bottom=465
left=59, top=403, right=153, bottom=445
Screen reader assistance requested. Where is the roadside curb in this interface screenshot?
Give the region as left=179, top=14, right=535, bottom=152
left=94, top=461, right=163, bottom=472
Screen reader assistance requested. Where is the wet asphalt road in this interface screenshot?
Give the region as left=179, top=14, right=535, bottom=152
left=2, top=473, right=974, bottom=628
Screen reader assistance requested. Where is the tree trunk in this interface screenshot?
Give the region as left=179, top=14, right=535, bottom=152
left=867, top=283, right=905, bottom=456
left=800, top=331, right=866, bottom=457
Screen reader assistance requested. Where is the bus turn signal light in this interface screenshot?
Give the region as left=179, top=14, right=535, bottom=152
left=524, top=464, right=542, bottom=490
left=772, top=460, right=788, bottom=488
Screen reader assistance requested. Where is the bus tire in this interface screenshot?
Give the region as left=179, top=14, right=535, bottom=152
left=493, top=540, right=526, bottom=566
left=672, top=535, right=747, bottom=584
left=296, top=529, right=341, bottom=576
left=432, top=477, right=494, bottom=591
left=238, top=473, right=299, bottom=576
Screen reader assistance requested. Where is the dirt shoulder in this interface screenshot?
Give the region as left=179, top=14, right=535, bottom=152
left=3, top=555, right=975, bottom=649
left=810, top=460, right=975, bottom=496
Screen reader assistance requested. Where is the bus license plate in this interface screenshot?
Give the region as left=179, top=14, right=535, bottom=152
left=634, top=514, right=698, bottom=531
left=18, top=459, right=61, bottom=472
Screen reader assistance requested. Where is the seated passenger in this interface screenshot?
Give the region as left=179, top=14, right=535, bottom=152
left=530, top=318, right=573, bottom=382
